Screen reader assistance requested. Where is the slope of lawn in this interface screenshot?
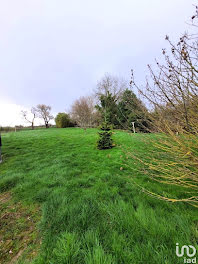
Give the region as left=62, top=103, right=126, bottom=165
left=0, top=128, right=197, bottom=264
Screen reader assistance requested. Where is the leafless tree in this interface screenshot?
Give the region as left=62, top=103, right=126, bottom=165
left=128, top=11, right=198, bottom=207
left=21, top=108, right=36, bottom=130
left=131, top=30, right=198, bottom=133
left=71, top=96, right=99, bottom=128
left=96, top=74, right=127, bottom=102
left=34, top=104, right=53, bottom=128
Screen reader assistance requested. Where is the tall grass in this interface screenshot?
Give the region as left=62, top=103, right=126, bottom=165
left=0, top=128, right=197, bottom=263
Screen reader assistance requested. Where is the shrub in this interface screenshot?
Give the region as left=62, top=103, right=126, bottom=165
left=55, top=113, right=74, bottom=128
left=130, top=12, right=198, bottom=206
left=97, top=122, right=114, bottom=150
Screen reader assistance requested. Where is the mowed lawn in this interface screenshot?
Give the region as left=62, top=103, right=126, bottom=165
left=0, top=128, right=197, bottom=264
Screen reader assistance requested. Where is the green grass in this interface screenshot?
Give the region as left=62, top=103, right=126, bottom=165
left=0, top=128, right=197, bottom=264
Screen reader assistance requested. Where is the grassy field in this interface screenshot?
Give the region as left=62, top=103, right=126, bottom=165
left=0, top=128, right=197, bottom=264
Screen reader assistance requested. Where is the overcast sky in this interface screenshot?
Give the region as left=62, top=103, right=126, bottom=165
left=0, top=0, right=197, bottom=126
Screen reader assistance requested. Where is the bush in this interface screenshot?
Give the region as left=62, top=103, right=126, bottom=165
left=55, top=113, right=74, bottom=128
left=97, top=122, right=114, bottom=150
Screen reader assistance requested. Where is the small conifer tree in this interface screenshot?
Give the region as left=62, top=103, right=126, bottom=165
left=97, top=122, right=114, bottom=150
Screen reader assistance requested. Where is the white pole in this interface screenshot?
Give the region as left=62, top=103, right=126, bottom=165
left=132, top=122, right=136, bottom=133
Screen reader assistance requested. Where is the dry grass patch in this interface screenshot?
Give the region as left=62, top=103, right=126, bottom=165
left=0, top=192, right=41, bottom=264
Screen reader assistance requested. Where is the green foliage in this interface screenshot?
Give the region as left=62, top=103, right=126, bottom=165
left=96, top=89, right=151, bottom=131
left=55, top=113, right=74, bottom=128
left=96, top=92, right=119, bottom=127
left=117, top=89, right=151, bottom=132
left=97, top=122, right=114, bottom=150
